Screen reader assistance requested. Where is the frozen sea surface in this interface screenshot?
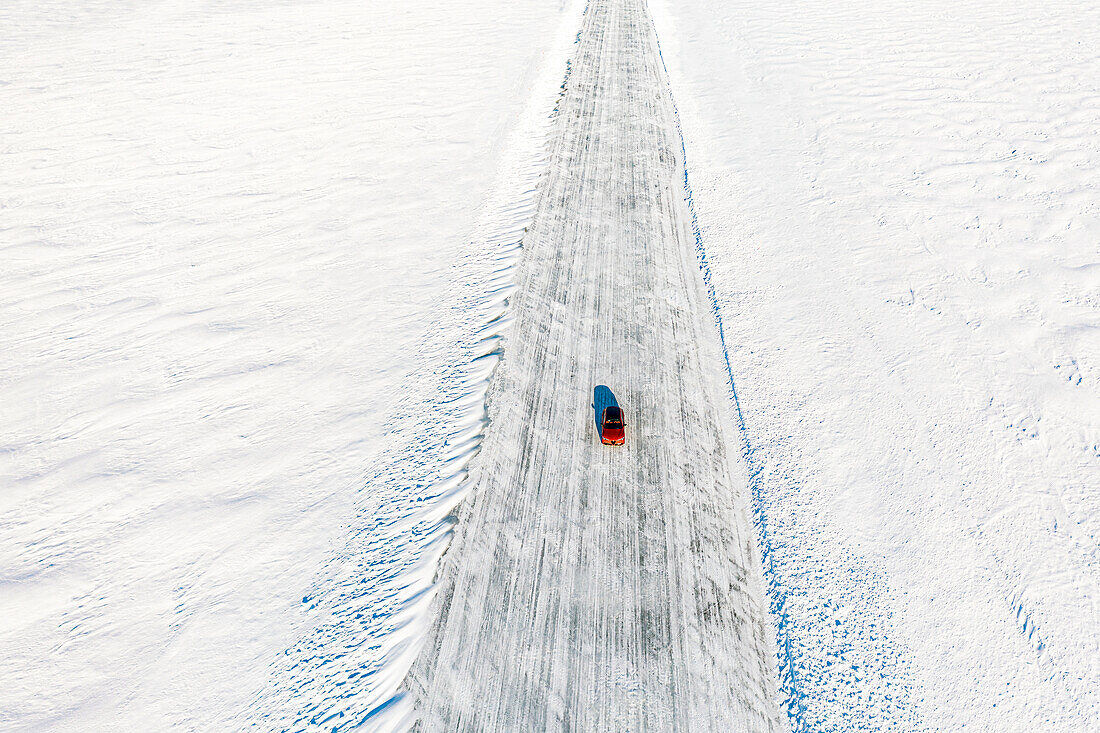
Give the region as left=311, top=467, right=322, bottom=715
left=0, top=0, right=569, bottom=729
left=653, top=0, right=1100, bottom=729
left=3, top=0, right=1098, bottom=730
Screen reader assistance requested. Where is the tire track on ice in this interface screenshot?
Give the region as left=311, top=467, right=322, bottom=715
left=405, top=1, right=782, bottom=729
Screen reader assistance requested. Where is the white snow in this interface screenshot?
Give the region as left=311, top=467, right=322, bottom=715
left=652, top=0, right=1100, bottom=729
left=1, top=0, right=569, bottom=729
left=4, top=0, right=1098, bottom=729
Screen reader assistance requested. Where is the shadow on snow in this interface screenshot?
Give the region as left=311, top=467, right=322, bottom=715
left=592, top=385, right=619, bottom=438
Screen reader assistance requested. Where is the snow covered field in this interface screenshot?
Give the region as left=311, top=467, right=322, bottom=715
left=1, top=0, right=570, bottom=729
left=653, top=0, right=1100, bottom=729
left=3, top=0, right=1098, bottom=730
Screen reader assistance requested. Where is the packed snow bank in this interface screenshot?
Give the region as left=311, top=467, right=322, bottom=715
left=652, top=0, right=1100, bottom=730
left=0, top=0, right=566, bottom=729
left=242, top=2, right=588, bottom=728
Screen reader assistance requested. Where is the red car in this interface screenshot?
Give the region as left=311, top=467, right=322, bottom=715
left=600, top=405, right=625, bottom=445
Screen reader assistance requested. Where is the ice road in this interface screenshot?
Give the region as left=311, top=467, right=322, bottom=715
left=404, top=0, right=783, bottom=729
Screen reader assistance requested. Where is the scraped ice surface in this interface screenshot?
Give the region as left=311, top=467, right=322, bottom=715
left=0, top=0, right=566, bottom=729
left=406, top=0, right=780, bottom=729
left=652, top=0, right=1100, bottom=729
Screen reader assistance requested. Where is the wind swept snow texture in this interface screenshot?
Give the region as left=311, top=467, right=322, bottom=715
left=406, top=0, right=782, bottom=730
left=0, top=0, right=568, bottom=729
left=242, top=1, right=588, bottom=728
left=652, top=0, right=1100, bottom=730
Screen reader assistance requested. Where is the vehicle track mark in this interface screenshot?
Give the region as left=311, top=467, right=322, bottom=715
left=405, top=1, right=782, bottom=730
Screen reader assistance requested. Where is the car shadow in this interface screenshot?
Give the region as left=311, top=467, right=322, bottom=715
left=592, top=385, right=619, bottom=436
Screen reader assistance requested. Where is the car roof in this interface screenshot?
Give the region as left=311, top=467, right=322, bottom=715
left=604, top=405, right=622, bottom=417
